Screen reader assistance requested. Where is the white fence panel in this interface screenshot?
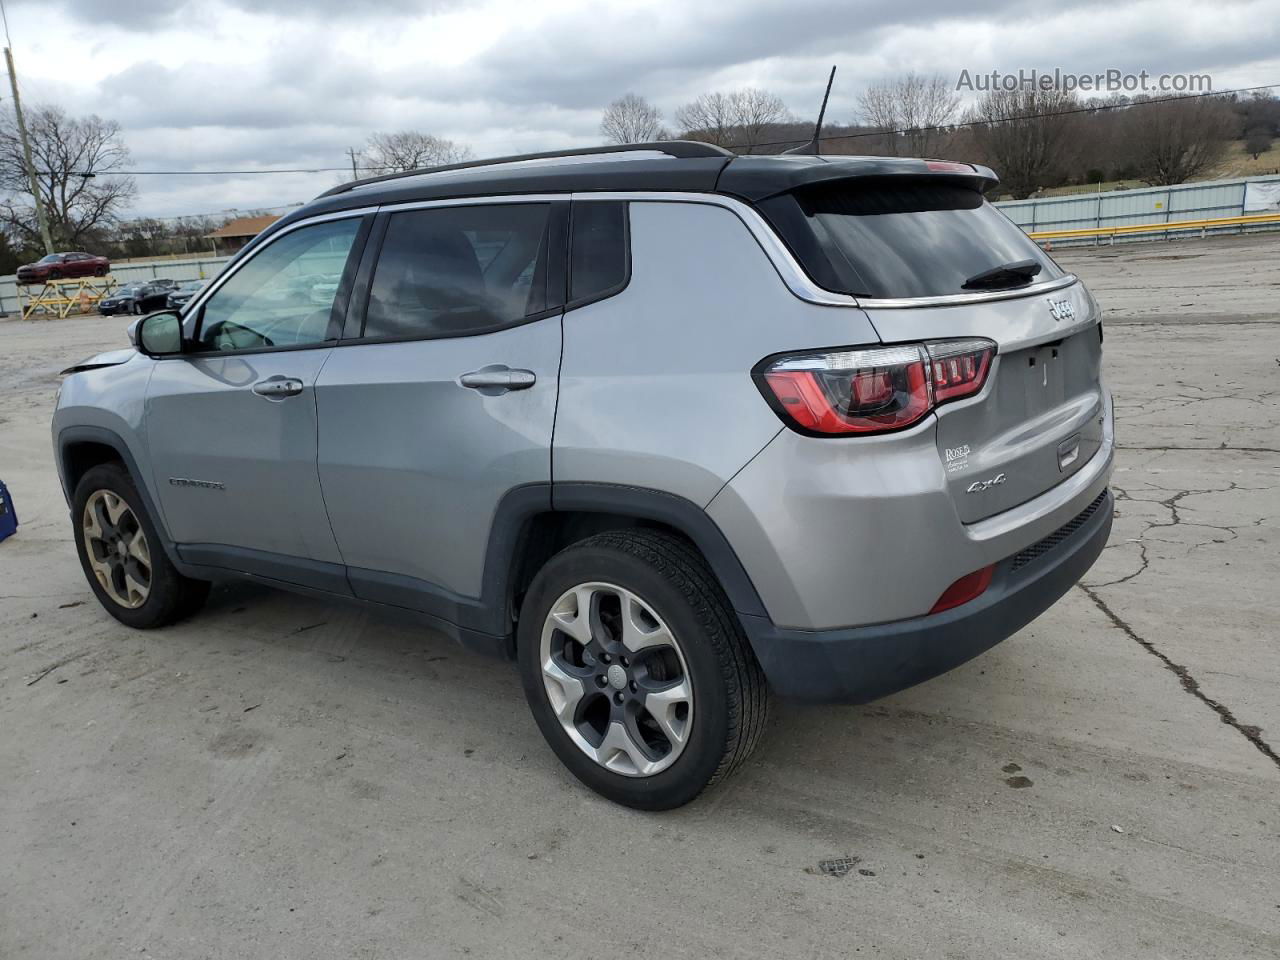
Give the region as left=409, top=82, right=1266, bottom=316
left=995, top=174, right=1280, bottom=245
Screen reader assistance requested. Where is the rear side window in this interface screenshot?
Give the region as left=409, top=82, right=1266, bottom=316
left=569, top=201, right=628, bottom=304
left=759, top=179, right=1064, bottom=299
left=364, top=203, right=551, bottom=340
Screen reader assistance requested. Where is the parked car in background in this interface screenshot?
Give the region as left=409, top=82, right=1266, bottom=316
left=16, top=252, right=110, bottom=284
left=98, top=283, right=170, bottom=316
left=151, top=279, right=179, bottom=290
left=166, top=281, right=204, bottom=310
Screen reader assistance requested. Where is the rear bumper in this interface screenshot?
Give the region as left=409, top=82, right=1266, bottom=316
left=739, top=488, right=1113, bottom=703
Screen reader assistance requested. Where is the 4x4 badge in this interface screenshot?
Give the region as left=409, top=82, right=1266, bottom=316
left=966, top=473, right=1006, bottom=493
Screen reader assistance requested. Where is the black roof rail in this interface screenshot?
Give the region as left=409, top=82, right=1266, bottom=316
left=320, top=140, right=733, bottom=197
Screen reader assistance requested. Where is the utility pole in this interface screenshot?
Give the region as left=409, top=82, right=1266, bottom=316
left=347, top=147, right=360, bottom=180
left=4, top=45, right=53, bottom=254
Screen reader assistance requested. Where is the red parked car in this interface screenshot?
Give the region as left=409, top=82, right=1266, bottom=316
left=16, top=252, right=110, bottom=284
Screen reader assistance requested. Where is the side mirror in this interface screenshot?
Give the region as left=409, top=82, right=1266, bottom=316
left=131, top=310, right=185, bottom=357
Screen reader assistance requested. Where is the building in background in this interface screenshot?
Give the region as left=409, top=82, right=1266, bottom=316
left=205, top=215, right=281, bottom=255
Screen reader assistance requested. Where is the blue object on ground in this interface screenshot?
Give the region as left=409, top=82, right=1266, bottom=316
left=0, top=480, right=18, bottom=543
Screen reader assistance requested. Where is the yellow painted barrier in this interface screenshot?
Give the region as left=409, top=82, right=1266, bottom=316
left=19, top=276, right=119, bottom=320
left=1028, top=211, right=1280, bottom=242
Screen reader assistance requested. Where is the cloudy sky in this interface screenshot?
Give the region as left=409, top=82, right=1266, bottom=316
left=7, top=0, right=1280, bottom=219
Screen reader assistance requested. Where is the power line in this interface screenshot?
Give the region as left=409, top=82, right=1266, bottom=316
left=68, top=81, right=1280, bottom=179
left=77, top=164, right=399, bottom=177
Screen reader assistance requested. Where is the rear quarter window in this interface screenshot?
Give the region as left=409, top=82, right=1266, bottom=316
left=569, top=201, right=628, bottom=304
left=758, top=178, right=1064, bottom=300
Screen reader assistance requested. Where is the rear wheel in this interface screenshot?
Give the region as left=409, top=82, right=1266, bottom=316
left=73, top=463, right=209, bottom=629
left=518, top=530, right=770, bottom=809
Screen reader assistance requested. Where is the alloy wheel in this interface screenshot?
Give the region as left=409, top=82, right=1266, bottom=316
left=82, top=490, right=151, bottom=609
left=539, top=581, right=693, bottom=777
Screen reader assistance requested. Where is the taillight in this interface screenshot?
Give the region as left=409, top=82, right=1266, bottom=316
left=756, top=338, right=995, bottom=437
left=927, top=339, right=995, bottom=404
left=924, top=160, right=975, bottom=174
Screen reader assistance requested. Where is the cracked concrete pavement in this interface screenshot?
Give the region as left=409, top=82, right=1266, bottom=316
left=2, top=233, right=1278, bottom=958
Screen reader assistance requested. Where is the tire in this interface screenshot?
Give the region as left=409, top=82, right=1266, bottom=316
left=517, top=529, right=770, bottom=810
left=48, top=269, right=61, bottom=281
left=132, top=301, right=143, bottom=315
left=95, top=266, right=107, bottom=277
left=72, top=462, right=210, bottom=629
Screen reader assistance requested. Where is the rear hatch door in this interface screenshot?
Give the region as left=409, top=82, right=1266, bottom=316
left=754, top=171, right=1105, bottom=522
left=863, top=285, right=1104, bottom=522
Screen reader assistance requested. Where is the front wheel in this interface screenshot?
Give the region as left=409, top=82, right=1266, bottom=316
left=518, top=530, right=770, bottom=810
left=94, top=266, right=107, bottom=277
left=132, top=301, right=143, bottom=315
left=73, top=463, right=210, bottom=629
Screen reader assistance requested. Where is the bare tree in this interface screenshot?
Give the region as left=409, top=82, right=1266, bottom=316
left=730, top=88, right=790, bottom=152
left=1125, top=95, right=1233, bottom=185
left=0, top=105, right=136, bottom=251
left=600, top=93, right=667, bottom=144
left=361, top=131, right=474, bottom=174
left=858, top=72, right=960, bottom=156
left=1246, top=128, right=1273, bottom=160
left=674, top=92, right=739, bottom=147
left=674, top=88, right=790, bottom=151
left=965, top=88, right=1080, bottom=199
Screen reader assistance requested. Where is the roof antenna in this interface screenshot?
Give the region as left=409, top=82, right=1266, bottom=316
left=784, top=65, right=836, bottom=156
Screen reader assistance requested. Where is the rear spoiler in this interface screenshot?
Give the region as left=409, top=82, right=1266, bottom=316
left=715, top=156, right=1000, bottom=202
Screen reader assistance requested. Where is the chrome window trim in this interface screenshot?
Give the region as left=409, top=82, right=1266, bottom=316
left=573, top=192, right=1081, bottom=310
left=183, top=193, right=1080, bottom=323
left=180, top=207, right=378, bottom=325
left=856, top=273, right=1079, bottom=309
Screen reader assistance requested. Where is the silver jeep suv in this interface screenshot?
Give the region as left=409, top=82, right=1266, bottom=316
left=54, top=142, right=1114, bottom=809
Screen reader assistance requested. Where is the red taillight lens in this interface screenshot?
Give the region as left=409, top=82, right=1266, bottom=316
left=757, top=339, right=995, bottom=437
left=924, top=160, right=976, bottom=174
left=929, top=564, right=995, bottom=614
left=927, top=339, right=995, bottom=404
left=762, top=345, right=931, bottom=435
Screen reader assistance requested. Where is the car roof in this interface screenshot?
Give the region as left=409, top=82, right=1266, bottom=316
left=251, top=141, right=999, bottom=252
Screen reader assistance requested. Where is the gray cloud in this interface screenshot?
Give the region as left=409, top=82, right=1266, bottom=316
left=11, top=0, right=1277, bottom=217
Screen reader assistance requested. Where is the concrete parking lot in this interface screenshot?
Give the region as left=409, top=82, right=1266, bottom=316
left=2, top=233, right=1277, bottom=959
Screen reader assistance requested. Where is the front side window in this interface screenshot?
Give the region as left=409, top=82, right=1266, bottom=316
left=195, top=218, right=361, bottom=352
left=363, top=203, right=551, bottom=340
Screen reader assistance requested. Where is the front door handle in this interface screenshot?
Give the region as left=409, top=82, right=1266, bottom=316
left=252, top=376, right=304, bottom=399
left=459, top=365, right=536, bottom=395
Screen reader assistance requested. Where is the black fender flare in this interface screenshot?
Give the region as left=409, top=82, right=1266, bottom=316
left=56, top=425, right=188, bottom=572
left=478, top=482, right=769, bottom=636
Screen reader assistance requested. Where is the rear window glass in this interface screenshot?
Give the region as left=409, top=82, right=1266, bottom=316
left=759, top=179, right=1064, bottom=299
left=569, top=201, right=628, bottom=303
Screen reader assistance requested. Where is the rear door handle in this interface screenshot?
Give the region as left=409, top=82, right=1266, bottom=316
left=459, top=365, right=536, bottom=395
left=252, top=376, right=304, bottom=399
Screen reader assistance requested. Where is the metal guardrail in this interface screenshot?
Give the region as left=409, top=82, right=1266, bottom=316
left=1028, top=211, right=1280, bottom=242
left=20, top=276, right=120, bottom=320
